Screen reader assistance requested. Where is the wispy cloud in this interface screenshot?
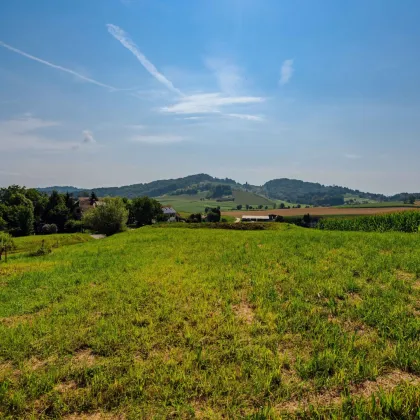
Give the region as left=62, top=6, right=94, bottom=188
left=344, top=153, right=362, bottom=159
left=226, top=113, right=264, bottom=122
left=129, top=134, right=185, bottom=144
left=161, top=93, right=264, bottom=115
left=205, top=58, right=243, bottom=95
left=0, top=41, right=121, bottom=91
left=82, top=130, right=96, bottom=144
left=107, top=24, right=183, bottom=96
left=279, top=59, right=294, bottom=85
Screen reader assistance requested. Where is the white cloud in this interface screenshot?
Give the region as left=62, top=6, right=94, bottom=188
left=0, top=41, right=120, bottom=91
left=279, top=59, right=294, bottom=85
left=107, top=24, right=183, bottom=96
left=344, top=153, right=362, bottom=159
left=161, top=93, right=264, bottom=115
left=129, top=135, right=185, bottom=144
left=205, top=58, right=243, bottom=94
left=82, top=130, right=96, bottom=144
left=226, top=113, right=265, bottom=122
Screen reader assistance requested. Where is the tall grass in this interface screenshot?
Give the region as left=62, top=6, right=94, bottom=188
left=318, top=211, right=420, bottom=232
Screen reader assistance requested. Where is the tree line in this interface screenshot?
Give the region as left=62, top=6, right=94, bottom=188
left=0, top=185, right=164, bottom=237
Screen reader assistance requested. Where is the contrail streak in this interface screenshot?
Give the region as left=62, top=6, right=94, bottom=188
left=107, top=24, right=183, bottom=96
left=0, top=40, right=119, bottom=91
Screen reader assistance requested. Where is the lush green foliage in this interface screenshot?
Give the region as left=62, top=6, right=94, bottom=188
left=0, top=232, right=15, bottom=260
left=318, top=211, right=420, bottom=233
left=205, top=207, right=221, bottom=222
left=206, top=184, right=233, bottom=199
left=129, top=196, right=163, bottom=226
left=82, top=197, right=128, bottom=236
left=0, top=227, right=419, bottom=418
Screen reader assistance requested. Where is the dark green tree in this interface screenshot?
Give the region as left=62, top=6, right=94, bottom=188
left=130, top=196, right=163, bottom=226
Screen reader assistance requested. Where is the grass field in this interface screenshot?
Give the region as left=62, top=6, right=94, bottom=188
left=0, top=227, right=419, bottom=418
left=156, top=195, right=236, bottom=213
left=232, top=190, right=274, bottom=206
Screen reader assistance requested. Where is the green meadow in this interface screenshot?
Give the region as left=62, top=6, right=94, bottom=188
left=0, top=227, right=419, bottom=418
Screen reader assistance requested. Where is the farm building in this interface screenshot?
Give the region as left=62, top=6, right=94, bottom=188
left=241, top=215, right=270, bottom=222
left=162, top=206, right=178, bottom=222
left=74, top=197, right=100, bottom=220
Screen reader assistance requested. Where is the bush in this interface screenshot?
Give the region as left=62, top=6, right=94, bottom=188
left=83, top=197, right=128, bottom=236
left=29, top=240, right=52, bottom=257
left=187, top=213, right=202, bottom=223
left=41, top=224, right=58, bottom=234
left=0, top=232, right=15, bottom=261
left=64, top=220, right=84, bottom=233
left=206, top=208, right=221, bottom=222
left=275, top=216, right=284, bottom=222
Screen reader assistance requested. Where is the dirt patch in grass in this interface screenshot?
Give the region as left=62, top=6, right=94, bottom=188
left=395, top=270, right=416, bottom=281
left=232, top=301, right=254, bottom=325
left=277, top=370, right=420, bottom=414
left=412, top=280, right=420, bottom=290
left=55, top=380, right=78, bottom=393
left=73, top=348, right=96, bottom=367
left=0, top=306, right=50, bottom=328
left=64, top=412, right=124, bottom=419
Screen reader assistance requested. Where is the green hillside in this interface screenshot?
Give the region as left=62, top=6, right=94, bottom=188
left=37, top=173, right=420, bottom=207
left=232, top=189, right=274, bottom=206
left=0, top=227, right=419, bottom=418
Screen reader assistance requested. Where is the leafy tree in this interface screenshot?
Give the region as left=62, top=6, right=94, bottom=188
left=236, top=204, right=243, bottom=210
left=206, top=184, right=232, bottom=199
left=245, top=204, right=250, bottom=210
left=0, top=216, right=7, bottom=231
left=44, top=191, right=70, bottom=232
left=0, top=232, right=15, bottom=261
left=408, top=195, right=416, bottom=205
left=280, top=203, right=285, bottom=209
left=258, top=205, right=263, bottom=209
left=206, top=207, right=221, bottom=222
left=130, top=196, right=162, bottom=227
left=90, top=191, right=98, bottom=203
left=83, top=197, right=128, bottom=235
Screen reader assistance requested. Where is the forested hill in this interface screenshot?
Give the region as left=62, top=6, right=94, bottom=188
left=38, top=174, right=419, bottom=205
left=38, top=174, right=238, bottom=199
left=263, top=179, right=387, bottom=206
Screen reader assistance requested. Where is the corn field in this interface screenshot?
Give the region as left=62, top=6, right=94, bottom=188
left=317, top=210, right=420, bottom=232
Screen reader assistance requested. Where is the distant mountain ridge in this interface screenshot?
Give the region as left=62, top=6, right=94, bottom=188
left=37, top=174, right=420, bottom=206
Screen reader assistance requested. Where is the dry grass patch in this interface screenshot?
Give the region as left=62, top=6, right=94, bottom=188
left=277, top=370, right=420, bottom=414
left=64, top=412, right=124, bottom=419
left=232, top=301, right=254, bottom=325
left=395, top=269, right=416, bottom=281
left=73, top=348, right=96, bottom=367
left=55, top=380, right=78, bottom=393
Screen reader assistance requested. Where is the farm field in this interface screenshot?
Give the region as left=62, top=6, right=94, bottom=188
left=156, top=194, right=236, bottom=213
left=339, top=202, right=420, bottom=208
left=223, top=206, right=420, bottom=218
left=0, top=227, right=419, bottom=418
left=232, top=190, right=274, bottom=206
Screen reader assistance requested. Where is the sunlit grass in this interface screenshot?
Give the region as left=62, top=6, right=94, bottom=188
left=0, top=227, right=419, bottom=418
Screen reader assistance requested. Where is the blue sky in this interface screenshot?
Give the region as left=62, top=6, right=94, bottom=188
left=1, top=0, right=419, bottom=194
